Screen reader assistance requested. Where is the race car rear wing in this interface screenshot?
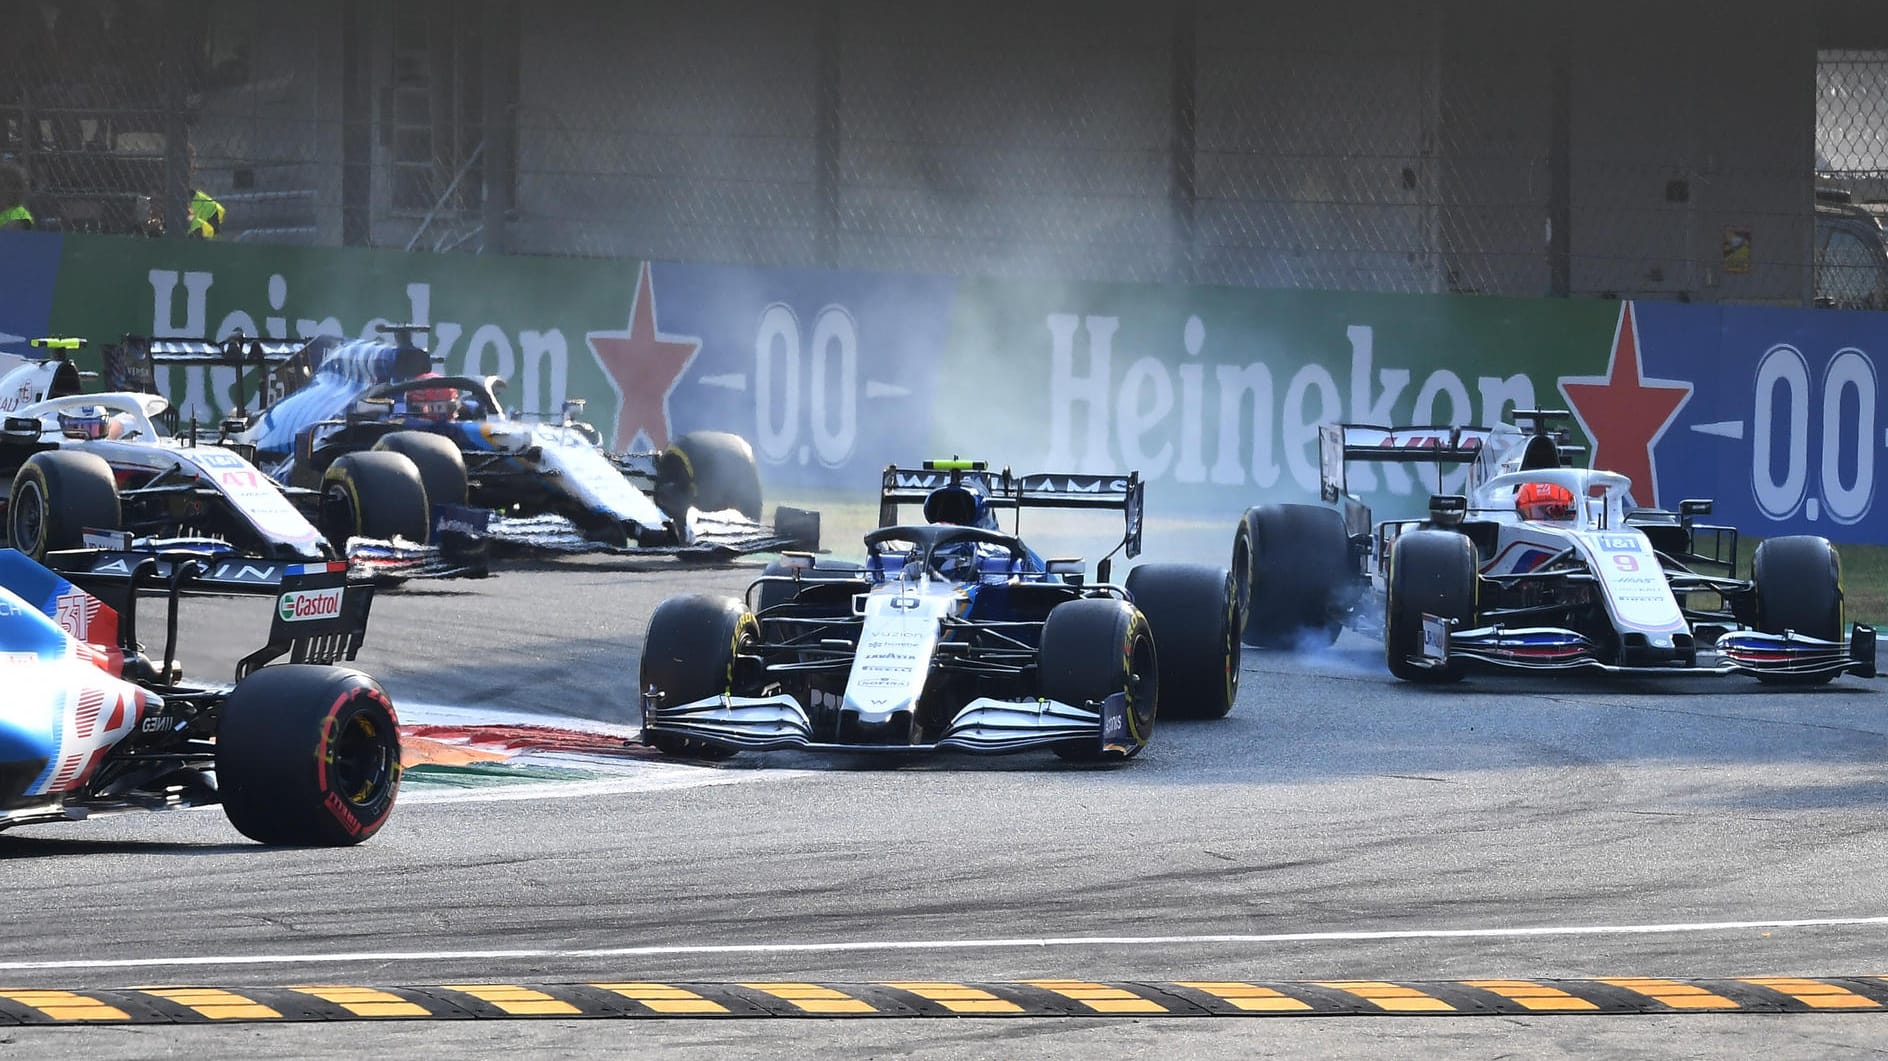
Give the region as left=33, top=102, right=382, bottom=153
left=103, top=333, right=335, bottom=421
left=1318, top=423, right=1492, bottom=503
left=31, top=548, right=375, bottom=681
left=878, top=460, right=1144, bottom=559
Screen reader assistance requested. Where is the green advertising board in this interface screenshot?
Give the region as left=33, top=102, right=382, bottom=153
left=47, top=233, right=640, bottom=430
left=934, top=277, right=1623, bottom=519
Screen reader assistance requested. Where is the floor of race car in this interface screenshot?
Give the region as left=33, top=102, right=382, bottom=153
left=4, top=553, right=1888, bottom=1059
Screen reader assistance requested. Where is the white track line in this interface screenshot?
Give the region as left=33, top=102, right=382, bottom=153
left=5, top=915, right=1887, bottom=973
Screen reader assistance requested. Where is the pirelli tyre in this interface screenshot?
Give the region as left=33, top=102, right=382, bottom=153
left=8, top=450, right=121, bottom=562
left=372, top=431, right=469, bottom=520
left=639, top=594, right=756, bottom=761
left=1385, top=528, right=1478, bottom=683
left=1752, top=535, right=1845, bottom=685
left=1039, top=598, right=1158, bottom=762
left=320, top=451, right=430, bottom=549
left=1235, top=503, right=1353, bottom=647
left=1125, top=562, right=1240, bottom=720
left=216, top=665, right=401, bottom=846
left=655, top=431, right=764, bottom=521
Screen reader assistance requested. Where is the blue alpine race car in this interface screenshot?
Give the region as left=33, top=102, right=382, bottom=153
left=0, top=546, right=399, bottom=845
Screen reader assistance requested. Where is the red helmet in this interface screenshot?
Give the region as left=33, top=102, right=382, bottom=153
left=408, top=373, right=458, bottom=419
left=1515, top=481, right=1575, bottom=522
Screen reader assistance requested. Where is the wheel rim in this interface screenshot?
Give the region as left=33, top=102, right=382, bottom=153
left=11, top=479, right=43, bottom=555
left=330, top=706, right=396, bottom=810
left=321, top=483, right=359, bottom=544
left=1125, top=631, right=1157, bottom=742
left=1231, top=526, right=1253, bottom=616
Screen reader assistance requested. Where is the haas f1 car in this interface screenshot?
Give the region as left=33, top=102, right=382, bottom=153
left=638, top=461, right=1243, bottom=763
left=0, top=547, right=400, bottom=845
left=1234, top=410, right=1876, bottom=683
left=107, top=330, right=818, bottom=561
left=0, top=338, right=466, bottom=583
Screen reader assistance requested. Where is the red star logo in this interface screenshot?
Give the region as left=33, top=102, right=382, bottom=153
left=1557, top=302, right=1692, bottom=507
left=585, top=263, right=701, bottom=452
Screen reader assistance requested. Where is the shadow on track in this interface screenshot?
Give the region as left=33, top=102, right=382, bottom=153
left=0, top=835, right=255, bottom=859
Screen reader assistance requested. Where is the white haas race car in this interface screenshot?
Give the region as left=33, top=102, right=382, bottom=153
left=1233, top=409, right=1877, bottom=683
left=0, top=339, right=404, bottom=586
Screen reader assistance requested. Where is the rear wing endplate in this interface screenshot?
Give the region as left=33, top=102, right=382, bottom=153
left=878, top=463, right=1144, bottom=559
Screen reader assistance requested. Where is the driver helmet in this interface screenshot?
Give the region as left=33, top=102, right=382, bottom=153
left=1515, top=481, right=1576, bottom=522
left=56, top=405, right=109, bottom=441
left=407, top=373, right=459, bottom=420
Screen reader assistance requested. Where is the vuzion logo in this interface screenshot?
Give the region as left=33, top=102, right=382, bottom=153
left=279, top=587, right=345, bottom=622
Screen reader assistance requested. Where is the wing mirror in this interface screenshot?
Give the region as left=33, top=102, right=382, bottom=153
left=777, top=551, right=816, bottom=573
left=1428, top=494, right=1468, bottom=526
left=1045, top=557, right=1085, bottom=586
left=2, top=416, right=41, bottom=443
left=1679, top=499, right=1713, bottom=517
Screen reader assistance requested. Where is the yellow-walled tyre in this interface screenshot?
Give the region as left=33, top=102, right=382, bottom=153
left=1040, top=598, right=1157, bottom=762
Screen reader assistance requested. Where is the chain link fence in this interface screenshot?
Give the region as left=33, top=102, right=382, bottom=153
left=3, top=1, right=1887, bottom=307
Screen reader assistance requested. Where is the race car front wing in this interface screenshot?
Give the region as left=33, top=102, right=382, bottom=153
left=1407, top=614, right=1879, bottom=678
left=436, top=505, right=820, bottom=561
left=638, top=690, right=1129, bottom=755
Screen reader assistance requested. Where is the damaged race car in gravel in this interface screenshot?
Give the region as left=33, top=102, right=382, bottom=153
left=0, top=546, right=400, bottom=845
left=638, top=460, right=1242, bottom=762
left=1234, top=409, right=1877, bottom=683
left=109, top=329, right=819, bottom=562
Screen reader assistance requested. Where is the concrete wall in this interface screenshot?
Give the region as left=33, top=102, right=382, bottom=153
left=248, top=0, right=1857, bottom=307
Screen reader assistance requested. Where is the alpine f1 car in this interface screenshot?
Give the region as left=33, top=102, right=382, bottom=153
left=0, top=544, right=400, bottom=845
left=109, top=329, right=819, bottom=561
left=0, top=338, right=462, bottom=584
left=1233, top=409, right=1876, bottom=683
left=638, top=460, right=1243, bottom=762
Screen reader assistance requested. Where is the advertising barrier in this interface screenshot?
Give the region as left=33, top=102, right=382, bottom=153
left=5, top=231, right=1888, bottom=543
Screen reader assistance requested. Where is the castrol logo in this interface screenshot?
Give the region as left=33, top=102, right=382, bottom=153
left=278, top=587, right=345, bottom=622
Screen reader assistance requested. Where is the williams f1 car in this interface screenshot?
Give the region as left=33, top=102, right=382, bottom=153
left=638, top=460, right=1243, bottom=762
left=1234, top=410, right=1876, bottom=683
left=109, top=329, right=818, bottom=561
left=0, top=546, right=400, bottom=845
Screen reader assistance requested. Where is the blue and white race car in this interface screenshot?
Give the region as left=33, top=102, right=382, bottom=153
left=109, top=329, right=818, bottom=561
left=638, top=460, right=1243, bottom=762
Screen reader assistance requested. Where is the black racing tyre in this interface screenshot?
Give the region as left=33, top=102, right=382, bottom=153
left=8, top=450, right=121, bottom=562
left=1385, top=529, right=1478, bottom=684
left=1236, top=503, right=1354, bottom=648
left=1125, top=562, right=1240, bottom=720
left=655, top=431, right=764, bottom=521
left=1039, top=598, right=1157, bottom=762
left=1752, top=535, right=1845, bottom=685
left=372, top=431, right=468, bottom=515
left=639, top=594, right=756, bottom=761
left=216, top=665, right=401, bottom=846
left=320, top=451, right=430, bottom=548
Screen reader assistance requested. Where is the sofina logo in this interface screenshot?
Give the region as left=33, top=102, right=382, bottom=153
left=278, top=586, right=345, bottom=622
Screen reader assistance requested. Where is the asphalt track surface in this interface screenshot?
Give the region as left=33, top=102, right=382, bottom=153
left=5, top=545, right=1888, bottom=1057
